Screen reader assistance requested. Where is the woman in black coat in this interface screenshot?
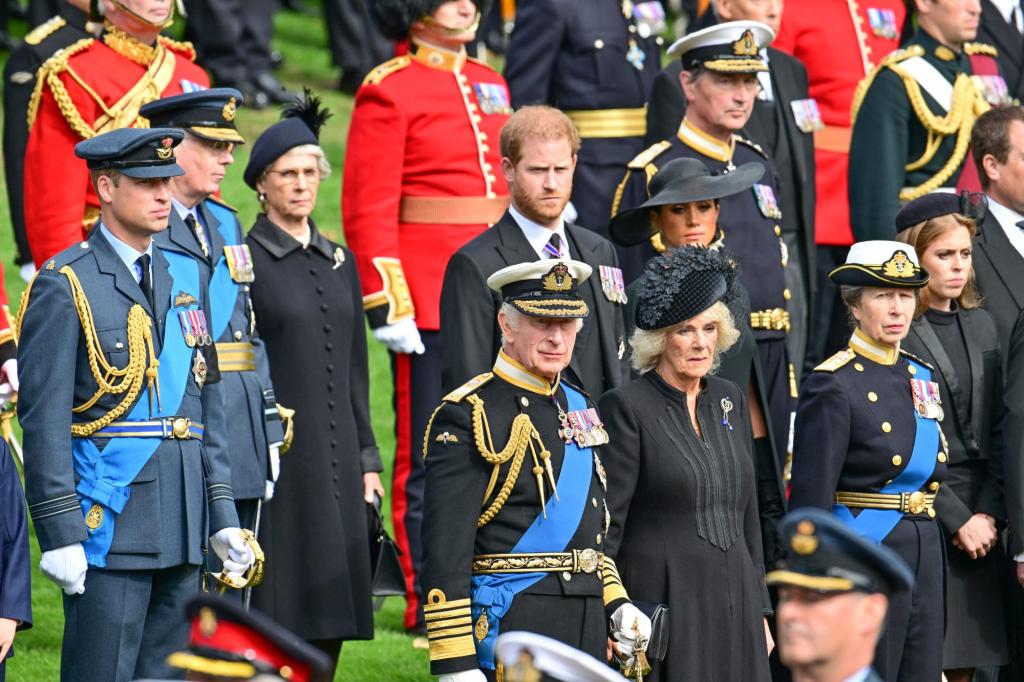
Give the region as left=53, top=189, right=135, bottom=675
left=609, top=157, right=786, bottom=565
left=600, top=247, right=773, bottom=682
left=242, top=96, right=383, bottom=672
left=895, top=194, right=1008, bottom=681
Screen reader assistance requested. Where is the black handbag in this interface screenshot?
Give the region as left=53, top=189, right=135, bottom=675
left=632, top=601, right=670, bottom=661
left=367, top=496, right=405, bottom=598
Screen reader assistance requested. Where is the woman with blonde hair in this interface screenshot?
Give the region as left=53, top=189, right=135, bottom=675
left=600, top=246, right=774, bottom=682
left=896, top=192, right=1008, bottom=682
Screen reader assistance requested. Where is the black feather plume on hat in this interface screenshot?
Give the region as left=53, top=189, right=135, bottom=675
left=280, top=89, right=332, bottom=142
left=635, top=246, right=745, bottom=331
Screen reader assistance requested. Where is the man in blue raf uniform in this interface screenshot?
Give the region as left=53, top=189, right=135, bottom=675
left=422, top=259, right=650, bottom=682
left=768, top=508, right=915, bottom=682
left=141, top=89, right=285, bottom=540
left=17, top=128, right=257, bottom=682
left=503, top=0, right=663, bottom=241
left=789, top=241, right=945, bottom=682
left=613, top=20, right=795, bottom=478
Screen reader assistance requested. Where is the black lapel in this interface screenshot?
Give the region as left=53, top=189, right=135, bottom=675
left=91, top=228, right=152, bottom=312
left=978, top=213, right=1024, bottom=308
left=982, top=0, right=1023, bottom=69
left=910, top=319, right=969, bottom=434
left=495, top=212, right=539, bottom=265
left=768, top=51, right=811, bottom=185
left=963, top=317, right=985, bottom=449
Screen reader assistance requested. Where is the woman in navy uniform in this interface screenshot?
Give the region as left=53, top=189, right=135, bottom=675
left=894, top=193, right=1008, bottom=681
left=789, top=240, right=945, bottom=682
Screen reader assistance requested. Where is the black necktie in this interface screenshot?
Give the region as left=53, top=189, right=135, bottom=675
left=137, top=254, right=155, bottom=312
left=543, top=233, right=563, bottom=259
left=185, top=213, right=210, bottom=258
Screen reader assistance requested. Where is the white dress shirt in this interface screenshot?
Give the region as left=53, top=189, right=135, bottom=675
left=99, top=223, right=152, bottom=284
left=508, top=204, right=569, bottom=260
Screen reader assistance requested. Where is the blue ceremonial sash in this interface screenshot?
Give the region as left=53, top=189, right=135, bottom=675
left=71, top=249, right=202, bottom=567
left=204, top=200, right=240, bottom=340
left=832, top=359, right=939, bottom=543
left=470, top=383, right=593, bottom=670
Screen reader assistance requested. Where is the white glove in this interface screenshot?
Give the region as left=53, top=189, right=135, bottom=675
left=263, top=480, right=275, bottom=502
left=373, top=319, right=425, bottom=355
left=269, top=444, right=280, bottom=483
left=438, top=670, right=487, bottom=682
left=40, top=543, right=88, bottom=595
left=210, top=528, right=256, bottom=575
left=0, top=358, right=18, bottom=403
left=609, top=603, right=652, bottom=659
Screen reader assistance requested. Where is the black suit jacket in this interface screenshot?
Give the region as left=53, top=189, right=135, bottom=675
left=439, top=211, right=627, bottom=396
left=974, top=209, right=1024, bottom=362
left=979, top=0, right=1024, bottom=101
left=644, top=50, right=816, bottom=296
left=1003, top=310, right=1024, bottom=553
left=903, top=309, right=1005, bottom=534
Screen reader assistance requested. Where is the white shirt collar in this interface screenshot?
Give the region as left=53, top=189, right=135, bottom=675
left=841, top=667, right=872, bottom=682
left=990, top=0, right=1021, bottom=24
left=508, top=203, right=569, bottom=260
left=983, top=195, right=1024, bottom=260
left=171, top=197, right=200, bottom=223
left=99, top=223, right=153, bottom=282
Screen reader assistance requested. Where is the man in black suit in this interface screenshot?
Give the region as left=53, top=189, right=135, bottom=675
left=971, top=106, right=1024, bottom=360
left=644, top=0, right=816, bottom=378
left=979, top=0, right=1024, bottom=102
left=440, top=105, right=628, bottom=397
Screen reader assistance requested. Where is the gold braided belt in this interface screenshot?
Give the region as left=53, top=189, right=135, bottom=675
left=473, top=549, right=603, bottom=575
left=215, top=341, right=255, bottom=372
left=834, top=491, right=936, bottom=517
left=750, top=308, right=791, bottom=332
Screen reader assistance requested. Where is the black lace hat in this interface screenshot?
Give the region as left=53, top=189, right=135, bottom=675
left=634, top=246, right=741, bottom=330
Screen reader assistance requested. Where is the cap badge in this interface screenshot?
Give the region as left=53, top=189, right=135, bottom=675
left=732, top=29, right=758, bottom=57
left=223, top=96, right=237, bottom=122
left=791, top=520, right=819, bottom=555
left=156, top=138, right=173, bottom=160
left=882, top=250, right=914, bottom=278
left=198, top=606, right=218, bottom=637
left=541, top=263, right=574, bottom=292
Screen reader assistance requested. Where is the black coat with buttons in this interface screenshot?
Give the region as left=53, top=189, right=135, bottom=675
left=246, top=214, right=382, bottom=640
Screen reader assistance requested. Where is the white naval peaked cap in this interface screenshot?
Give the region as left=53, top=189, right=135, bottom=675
left=495, top=631, right=625, bottom=682
left=667, top=19, right=775, bottom=58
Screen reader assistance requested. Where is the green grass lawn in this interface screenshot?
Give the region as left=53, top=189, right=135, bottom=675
left=1, top=4, right=434, bottom=680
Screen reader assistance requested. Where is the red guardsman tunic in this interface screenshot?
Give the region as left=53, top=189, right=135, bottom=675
left=343, top=40, right=511, bottom=332
left=773, top=0, right=906, bottom=246
left=23, top=28, right=210, bottom=266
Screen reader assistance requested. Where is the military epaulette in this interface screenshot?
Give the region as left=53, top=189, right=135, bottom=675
left=443, top=372, right=494, bottom=403
left=24, top=15, right=66, bottom=45
left=626, top=140, right=672, bottom=170
left=965, top=42, right=998, bottom=57
left=899, top=348, right=934, bottom=370
left=158, top=35, right=197, bottom=61
left=851, top=45, right=925, bottom=122
left=814, top=348, right=856, bottom=373
left=735, top=135, right=768, bottom=159
left=206, top=195, right=238, bottom=212
left=362, top=55, right=412, bottom=86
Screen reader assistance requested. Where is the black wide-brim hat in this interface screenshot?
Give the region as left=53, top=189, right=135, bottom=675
left=634, top=246, right=739, bottom=330
left=829, top=240, right=929, bottom=288
left=766, top=508, right=914, bottom=596
left=610, top=158, right=764, bottom=247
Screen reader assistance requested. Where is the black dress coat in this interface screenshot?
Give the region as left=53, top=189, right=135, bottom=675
left=439, top=211, right=628, bottom=397
left=978, top=0, right=1024, bottom=103
left=974, top=209, right=1024, bottom=364
left=246, top=215, right=382, bottom=641
left=1004, top=309, right=1024, bottom=558
left=902, top=306, right=1008, bottom=667
left=600, top=372, right=771, bottom=682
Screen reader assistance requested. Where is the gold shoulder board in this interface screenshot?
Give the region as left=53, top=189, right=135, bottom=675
left=443, top=372, right=494, bottom=403
left=25, top=15, right=66, bottom=45
left=363, top=56, right=412, bottom=86
left=627, top=140, right=672, bottom=170
left=899, top=348, right=934, bottom=370
left=158, top=35, right=197, bottom=61
left=965, top=42, right=998, bottom=57
left=814, top=348, right=856, bottom=373
left=736, top=135, right=767, bottom=158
